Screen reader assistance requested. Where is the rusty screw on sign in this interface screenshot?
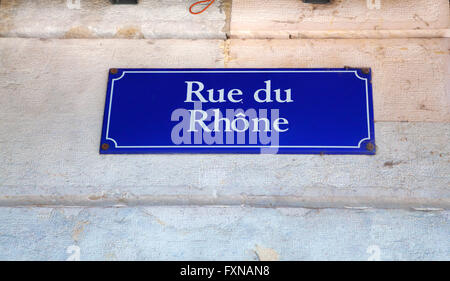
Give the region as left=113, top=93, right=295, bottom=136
left=101, top=143, right=110, bottom=150
left=302, top=0, right=331, bottom=3
left=366, top=142, right=375, bottom=152
left=110, top=68, right=118, bottom=74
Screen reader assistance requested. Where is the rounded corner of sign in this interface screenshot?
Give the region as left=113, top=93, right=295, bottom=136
left=354, top=68, right=372, bottom=81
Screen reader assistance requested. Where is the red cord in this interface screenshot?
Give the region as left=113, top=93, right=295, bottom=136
left=189, top=0, right=216, bottom=15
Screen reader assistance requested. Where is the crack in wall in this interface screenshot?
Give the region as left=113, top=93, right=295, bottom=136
left=220, top=0, right=232, bottom=39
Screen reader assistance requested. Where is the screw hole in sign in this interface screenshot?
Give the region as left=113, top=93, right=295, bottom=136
left=189, top=0, right=215, bottom=15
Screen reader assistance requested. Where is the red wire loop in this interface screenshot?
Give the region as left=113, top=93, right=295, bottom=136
left=189, top=0, right=216, bottom=15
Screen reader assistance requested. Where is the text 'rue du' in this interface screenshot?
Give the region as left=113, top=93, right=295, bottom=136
left=183, top=80, right=293, bottom=134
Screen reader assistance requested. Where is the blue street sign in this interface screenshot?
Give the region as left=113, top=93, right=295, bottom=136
left=100, top=68, right=375, bottom=154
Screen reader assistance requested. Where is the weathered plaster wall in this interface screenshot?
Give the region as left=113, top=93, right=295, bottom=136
left=230, top=0, right=450, bottom=38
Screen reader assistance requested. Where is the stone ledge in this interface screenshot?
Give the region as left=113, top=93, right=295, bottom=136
left=0, top=207, right=448, bottom=260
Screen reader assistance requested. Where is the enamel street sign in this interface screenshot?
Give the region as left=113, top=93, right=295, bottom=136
left=100, top=68, right=375, bottom=154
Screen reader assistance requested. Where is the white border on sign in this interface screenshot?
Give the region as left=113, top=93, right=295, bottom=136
left=105, top=70, right=371, bottom=149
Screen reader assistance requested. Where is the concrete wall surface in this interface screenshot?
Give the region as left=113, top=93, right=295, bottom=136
left=0, top=207, right=448, bottom=261
left=0, top=0, right=448, bottom=260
